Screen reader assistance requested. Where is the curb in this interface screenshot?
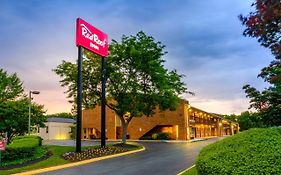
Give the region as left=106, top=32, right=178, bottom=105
left=13, top=147, right=145, bottom=175
left=128, top=138, right=209, bottom=143
left=177, top=164, right=196, bottom=175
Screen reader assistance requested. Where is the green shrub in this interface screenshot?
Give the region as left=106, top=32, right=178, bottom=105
left=10, top=135, right=42, bottom=147
left=157, top=132, right=171, bottom=140
left=2, top=135, right=44, bottom=162
left=196, top=128, right=281, bottom=175
left=139, top=135, right=152, bottom=140
left=152, top=133, right=158, bottom=140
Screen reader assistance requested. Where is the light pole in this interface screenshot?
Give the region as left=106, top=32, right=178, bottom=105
left=28, top=90, right=40, bottom=135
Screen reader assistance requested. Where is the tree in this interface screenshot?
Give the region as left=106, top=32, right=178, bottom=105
left=239, top=0, right=281, bottom=59
left=0, top=98, right=46, bottom=143
left=237, top=111, right=265, bottom=131
left=0, top=69, right=24, bottom=102
left=239, top=0, right=281, bottom=126
left=54, top=31, right=189, bottom=144
left=46, top=112, right=76, bottom=119
left=0, top=68, right=46, bottom=143
left=223, top=114, right=238, bottom=122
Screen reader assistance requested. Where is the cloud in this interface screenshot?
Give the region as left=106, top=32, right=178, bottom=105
left=0, top=0, right=272, bottom=114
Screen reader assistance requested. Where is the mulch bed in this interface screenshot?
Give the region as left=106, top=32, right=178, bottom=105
left=62, top=146, right=129, bottom=162
left=0, top=152, right=52, bottom=170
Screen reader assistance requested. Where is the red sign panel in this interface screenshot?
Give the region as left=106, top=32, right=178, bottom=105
left=76, top=18, right=108, bottom=57
left=0, top=139, right=5, bottom=151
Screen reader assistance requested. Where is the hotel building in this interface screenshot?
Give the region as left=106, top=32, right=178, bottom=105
left=82, top=100, right=239, bottom=140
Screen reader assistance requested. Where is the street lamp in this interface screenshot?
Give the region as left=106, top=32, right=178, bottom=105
left=28, top=90, right=40, bottom=135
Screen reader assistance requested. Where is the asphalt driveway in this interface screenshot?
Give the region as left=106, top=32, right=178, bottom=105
left=40, top=138, right=221, bottom=175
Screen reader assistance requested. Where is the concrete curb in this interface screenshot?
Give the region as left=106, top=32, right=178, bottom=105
left=128, top=138, right=208, bottom=143
left=177, top=164, right=196, bottom=175
left=13, top=147, right=145, bottom=175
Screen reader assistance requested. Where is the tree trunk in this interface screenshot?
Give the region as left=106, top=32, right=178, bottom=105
left=121, top=122, right=128, bottom=144
left=7, top=132, right=12, bottom=145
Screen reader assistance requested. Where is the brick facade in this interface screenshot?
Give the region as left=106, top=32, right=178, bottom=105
left=82, top=100, right=239, bottom=140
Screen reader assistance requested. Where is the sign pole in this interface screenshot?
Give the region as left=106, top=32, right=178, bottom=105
left=76, top=18, right=108, bottom=149
left=101, top=56, right=106, bottom=148
left=76, top=46, right=83, bottom=152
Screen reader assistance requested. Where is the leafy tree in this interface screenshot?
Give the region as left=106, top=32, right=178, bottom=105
left=46, top=112, right=75, bottom=119
left=223, top=114, right=238, bottom=122
left=239, top=0, right=281, bottom=126
left=239, top=0, right=281, bottom=59
left=224, top=112, right=265, bottom=131
left=0, top=69, right=24, bottom=102
left=54, top=31, right=189, bottom=143
left=0, top=68, right=46, bottom=143
left=237, top=111, right=265, bottom=131
left=0, top=98, right=46, bottom=143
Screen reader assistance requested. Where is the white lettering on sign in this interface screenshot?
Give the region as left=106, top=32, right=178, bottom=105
left=81, top=24, right=106, bottom=48
left=90, top=42, right=99, bottom=50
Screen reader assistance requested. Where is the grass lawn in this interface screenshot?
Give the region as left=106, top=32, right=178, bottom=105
left=0, top=144, right=143, bottom=175
left=181, top=165, right=197, bottom=175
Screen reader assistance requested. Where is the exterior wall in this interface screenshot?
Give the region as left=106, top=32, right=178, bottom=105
left=127, top=101, right=187, bottom=140
left=185, top=106, right=239, bottom=139
left=82, top=106, right=116, bottom=139
left=36, top=122, right=73, bottom=140
left=81, top=100, right=239, bottom=140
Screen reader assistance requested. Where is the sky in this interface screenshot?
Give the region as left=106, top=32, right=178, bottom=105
left=0, top=0, right=273, bottom=115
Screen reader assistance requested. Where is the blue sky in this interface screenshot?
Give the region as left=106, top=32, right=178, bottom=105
left=0, top=0, right=273, bottom=114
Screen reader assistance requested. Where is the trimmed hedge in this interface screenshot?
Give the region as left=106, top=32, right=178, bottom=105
left=2, top=136, right=44, bottom=162
left=140, top=132, right=172, bottom=140
left=196, top=128, right=281, bottom=175
left=157, top=132, right=171, bottom=140
left=11, top=135, right=43, bottom=146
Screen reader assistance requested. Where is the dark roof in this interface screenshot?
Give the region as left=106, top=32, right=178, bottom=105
left=47, top=117, right=75, bottom=123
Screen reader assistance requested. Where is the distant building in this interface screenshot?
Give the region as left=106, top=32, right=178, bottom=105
left=82, top=100, right=239, bottom=140
left=35, top=117, right=75, bottom=140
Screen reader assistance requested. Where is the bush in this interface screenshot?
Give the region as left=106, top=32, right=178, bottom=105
left=152, top=133, right=158, bottom=140
left=2, top=135, right=44, bottom=162
left=157, top=132, right=171, bottom=140
left=139, top=135, right=152, bottom=140
left=196, top=128, right=281, bottom=175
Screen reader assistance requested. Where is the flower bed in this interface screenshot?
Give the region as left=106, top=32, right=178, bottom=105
left=62, top=144, right=138, bottom=161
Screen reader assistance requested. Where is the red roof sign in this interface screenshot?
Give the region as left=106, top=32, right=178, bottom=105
left=76, top=18, right=108, bottom=57
left=0, top=139, right=5, bottom=151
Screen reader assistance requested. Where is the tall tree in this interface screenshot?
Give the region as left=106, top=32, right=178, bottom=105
left=0, top=68, right=46, bottom=142
left=54, top=31, right=189, bottom=144
left=0, top=69, right=24, bottom=102
left=0, top=98, right=46, bottom=143
left=45, top=112, right=76, bottom=119
left=239, top=0, right=281, bottom=126
left=239, top=0, right=281, bottom=59
left=237, top=111, right=265, bottom=131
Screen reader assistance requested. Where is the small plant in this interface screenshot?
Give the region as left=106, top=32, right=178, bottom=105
left=152, top=133, right=158, bottom=140
left=157, top=132, right=171, bottom=140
